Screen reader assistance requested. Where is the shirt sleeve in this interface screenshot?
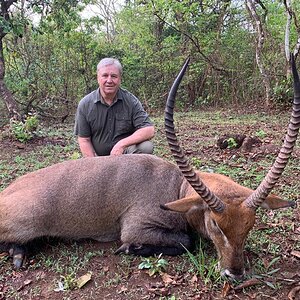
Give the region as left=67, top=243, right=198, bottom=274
left=74, top=101, right=92, bottom=137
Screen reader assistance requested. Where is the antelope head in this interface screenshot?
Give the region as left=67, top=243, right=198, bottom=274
left=164, top=56, right=300, bottom=280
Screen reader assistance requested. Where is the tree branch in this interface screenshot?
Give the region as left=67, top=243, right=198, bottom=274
left=150, top=0, right=230, bottom=74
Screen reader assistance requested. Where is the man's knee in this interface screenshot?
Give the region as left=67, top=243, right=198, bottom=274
left=137, top=140, right=154, bottom=154
left=125, top=141, right=154, bottom=154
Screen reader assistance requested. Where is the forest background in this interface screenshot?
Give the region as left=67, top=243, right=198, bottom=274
left=0, top=0, right=300, bottom=127
left=0, top=2, right=300, bottom=298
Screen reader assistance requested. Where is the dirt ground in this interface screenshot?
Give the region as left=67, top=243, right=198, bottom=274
left=0, top=109, right=299, bottom=300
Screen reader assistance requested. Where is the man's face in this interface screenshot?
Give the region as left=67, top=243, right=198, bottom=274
left=97, top=64, right=121, bottom=99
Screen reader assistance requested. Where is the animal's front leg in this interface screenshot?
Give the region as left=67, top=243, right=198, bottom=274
left=117, top=226, right=192, bottom=257
left=115, top=242, right=187, bottom=256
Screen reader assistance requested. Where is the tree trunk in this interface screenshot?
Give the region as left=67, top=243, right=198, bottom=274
left=0, top=38, right=21, bottom=120
left=1, top=0, right=21, bottom=120
left=246, top=0, right=271, bottom=107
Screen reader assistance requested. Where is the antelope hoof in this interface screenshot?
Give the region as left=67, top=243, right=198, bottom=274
left=221, top=268, right=245, bottom=281
left=115, top=243, right=142, bottom=255
left=9, top=244, right=27, bottom=269
left=13, top=254, right=26, bottom=269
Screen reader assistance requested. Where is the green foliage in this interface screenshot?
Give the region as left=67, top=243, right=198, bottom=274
left=57, top=271, right=77, bottom=291
left=252, top=256, right=281, bottom=289
left=255, top=129, right=267, bottom=139
left=138, top=253, right=169, bottom=276
left=1, top=0, right=299, bottom=118
left=183, top=240, right=221, bottom=285
left=272, top=77, right=294, bottom=105
left=226, top=137, right=238, bottom=149
left=10, top=114, right=39, bottom=143
left=0, top=15, right=27, bottom=36
left=191, top=157, right=202, bottom=168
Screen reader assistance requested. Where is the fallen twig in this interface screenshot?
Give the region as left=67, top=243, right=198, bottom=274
left=234, top=278, right=262, bottom=291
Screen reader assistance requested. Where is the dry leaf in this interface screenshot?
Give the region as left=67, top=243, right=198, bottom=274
left=117, top=286, right=128, bottom=294
left=77, top=273, right=92, bottom=289
left=262, top=257, right=270, bottom=269
left=23, top=279, right=32, bottom=286
left=281, top=271, right=299, bottom=280
left=288, top=285, right=300, bottom=300
left=291, top=250, right=300, bottom=259
left=15, top=142, right=25, bottom=149
left=190, top=274, right=198, bottom=284
left=16, top=279, right=33, bottom=291
left=221, top=281, right=232, bottom=298
left=161, top=273, right=174, bottom=285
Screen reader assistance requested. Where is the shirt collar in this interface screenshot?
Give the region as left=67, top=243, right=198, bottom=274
left=94, top=88, right=123, bottom=105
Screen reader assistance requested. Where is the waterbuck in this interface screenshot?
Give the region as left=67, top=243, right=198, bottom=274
left=0, top=56, right=299, bottom=280
left=163, top=54, right=300, bottom=278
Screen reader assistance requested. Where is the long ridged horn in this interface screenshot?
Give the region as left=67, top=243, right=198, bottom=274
left=165, top=58, right=226, bottom=213
left=245, top=54, right=300, bottom=209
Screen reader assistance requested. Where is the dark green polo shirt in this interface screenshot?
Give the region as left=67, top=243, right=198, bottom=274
left=74, top=87, right=153, bottom=156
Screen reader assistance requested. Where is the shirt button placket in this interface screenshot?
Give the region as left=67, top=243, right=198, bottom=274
left=108, top=108, right=113, bottom=135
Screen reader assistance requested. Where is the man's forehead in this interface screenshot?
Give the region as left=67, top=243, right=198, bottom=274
left=98, top=64, right=120, bottom=75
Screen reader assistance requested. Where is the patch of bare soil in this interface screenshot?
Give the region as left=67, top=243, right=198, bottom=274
left=0, top=238, right=299, bottom=300
left=0, top=240, right=220, bottom=300
left=0, top=136, right=67, bottom=161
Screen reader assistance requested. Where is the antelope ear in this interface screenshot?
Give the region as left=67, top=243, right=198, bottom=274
left=160, top=194, right=202, bottom=213
left=261, top=194, right=297, bottom=210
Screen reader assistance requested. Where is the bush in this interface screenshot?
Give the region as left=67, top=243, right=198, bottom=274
left=10, top=114, right=39, bottom=143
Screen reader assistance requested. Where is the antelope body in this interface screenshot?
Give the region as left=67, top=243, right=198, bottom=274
left=0, top=153, right=292, bottom=279
left=0, top=155, right=194, bottom=246
left=0, top=56, right=299, bottom=280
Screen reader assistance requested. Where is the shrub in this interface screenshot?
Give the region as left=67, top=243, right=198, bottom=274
left=10, top=114, right=39, bottom=143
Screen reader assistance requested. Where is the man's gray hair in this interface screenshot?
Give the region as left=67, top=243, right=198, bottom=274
left=97, top=58, right=123, bottom=75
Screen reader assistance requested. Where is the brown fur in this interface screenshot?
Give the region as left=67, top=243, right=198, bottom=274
left=0, top=154, right=293, bottom=278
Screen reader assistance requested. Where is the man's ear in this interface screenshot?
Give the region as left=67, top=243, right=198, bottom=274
left=160, top=194, right=202, bottom=213
left=260, top=193, right=297, bottom=210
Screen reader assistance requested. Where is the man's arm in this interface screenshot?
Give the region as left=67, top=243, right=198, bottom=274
left=78, top=136, right=96, bottom=157
left=110, top=126, right=155, bottom=156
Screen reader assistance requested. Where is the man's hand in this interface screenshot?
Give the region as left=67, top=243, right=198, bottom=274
left=110, top=126, right=155, bottom=156
left=110, top=142, right=126, bottom=156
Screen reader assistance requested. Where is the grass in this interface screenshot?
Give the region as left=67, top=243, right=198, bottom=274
left=154, top=110, right=299, bottom=291
left=0, top=109, right=299, bottom=299
left=182, top=240, right=222, bottom=286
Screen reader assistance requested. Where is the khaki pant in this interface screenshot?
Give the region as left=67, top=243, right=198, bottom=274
left=124, top=141, right=154, bottom=154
